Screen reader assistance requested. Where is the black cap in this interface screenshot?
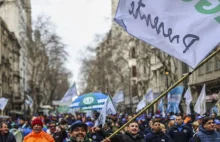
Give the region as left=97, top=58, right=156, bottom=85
left=70, top=121, right=87, bottom=132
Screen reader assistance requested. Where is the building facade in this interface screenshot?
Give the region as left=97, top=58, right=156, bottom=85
left=0, top=18, right=21, bottom=115
left=0, top=0, right=32, bottom=115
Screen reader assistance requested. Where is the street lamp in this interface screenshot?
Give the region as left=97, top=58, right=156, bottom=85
left=165, top=71, right=169, bottom=89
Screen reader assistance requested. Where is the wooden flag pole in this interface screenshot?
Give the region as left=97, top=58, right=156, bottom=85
left=108, top=47, right=220, bottom=139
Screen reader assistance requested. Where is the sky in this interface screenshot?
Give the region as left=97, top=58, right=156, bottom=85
left=31, top=0, right=112, bottom=89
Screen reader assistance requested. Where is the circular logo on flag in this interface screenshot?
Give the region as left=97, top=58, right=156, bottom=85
left=83, top=97, right=94, bottom=104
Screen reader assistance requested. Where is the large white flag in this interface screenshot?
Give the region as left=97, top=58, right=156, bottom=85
left=115, top=0, right=220, bottom=68
left=112, top=90, right=124, bottom=104
left=194, top=84, right=206, bottom=115
left=0, top=98, right=8, bottom=110
left=184, top=87, right=193, bottom=114
left=61, top=83, right=77, bottom=102
left=143, top=88, right=154, bottom=104
left=136, top=99, right=146, bottom=112
left=97, top=96, right=116, bottom=127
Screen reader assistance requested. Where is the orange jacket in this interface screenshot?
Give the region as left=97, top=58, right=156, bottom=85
left=24, top=130, right=55, bottom=142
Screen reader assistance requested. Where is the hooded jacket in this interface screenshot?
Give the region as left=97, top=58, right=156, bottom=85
left=193, top=126, right=220, bottom=142
left=23, top=130, right=55, bottom=142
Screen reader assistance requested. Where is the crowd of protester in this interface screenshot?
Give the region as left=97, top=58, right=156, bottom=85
left=0, top=111, right=220, bottom=142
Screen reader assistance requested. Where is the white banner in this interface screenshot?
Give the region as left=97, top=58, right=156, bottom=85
left=136, top=99, right=146, bottom=112
left=184, top=87, right=193, bottom=114
left=115, top=0, right=220, bottom=68
left=143, top=88, right=154, bottom=103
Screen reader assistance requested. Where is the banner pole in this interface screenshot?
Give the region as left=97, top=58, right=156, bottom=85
left=107, top=47, right=220, bottom=139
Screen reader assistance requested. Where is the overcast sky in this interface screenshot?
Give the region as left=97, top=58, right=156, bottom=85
left=31, top=0, right=112, bottom=88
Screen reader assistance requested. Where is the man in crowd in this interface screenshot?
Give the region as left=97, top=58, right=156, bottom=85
left=0, top=122, right=16, bottom=142
left=145, top=120, right=170, bottom=141
left=168, top=114, right=193, bottom=142
left=102, top=120, right=145, bottom=142
left=193, top=117, right=220, bottom=142
left=69, top=120, right=92, bottom=142
left=47, top=121, right=67, bottom=142
left=24, top=118, right=55, bottom=142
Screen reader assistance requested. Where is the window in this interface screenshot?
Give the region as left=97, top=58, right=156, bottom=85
left=131, top=48, right=136, bottom=58
left=143, top=66, right=146, bottom=74
left=206, top=60, right=213, bottom=73
left=215, top=56, right=220, bottom=70
left=132, top=66, right=137, bottom=77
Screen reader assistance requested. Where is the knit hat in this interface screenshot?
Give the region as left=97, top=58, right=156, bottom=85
left=32, top=118, right=43, bottom=127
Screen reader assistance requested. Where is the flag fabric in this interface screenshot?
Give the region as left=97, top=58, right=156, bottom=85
left=143, top=88, right=154, bottom=104
left=167, top=86, right=184, bottom=114
left=0, top=98, right=8, bottom=110
left=184, top=87, right=193, bottom=115
left=112, top=90, right=124, bottom=104
left=136, top=99, right=146, bottom=112
left=96, top=96, right=116, bottom=127
left=114, top=0, right=220, bottom=68
left=61, top=83, right=77, bottom=102
left=25, top=95, right=33, bottom=107
left=194, top=84, right=206, bottom=115
left=158, top=98, right=165, bottom=117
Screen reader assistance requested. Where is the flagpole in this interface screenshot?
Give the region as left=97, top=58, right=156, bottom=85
left=107, top=47, right=220, bottom=139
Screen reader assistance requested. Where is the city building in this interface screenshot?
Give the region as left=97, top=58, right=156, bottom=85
left=0, top=18, right=21, bottom=115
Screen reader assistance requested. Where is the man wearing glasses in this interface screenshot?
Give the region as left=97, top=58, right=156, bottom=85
left=193, top=117, right=220, bottom=142
left=47, top=121, right=67, bottom=142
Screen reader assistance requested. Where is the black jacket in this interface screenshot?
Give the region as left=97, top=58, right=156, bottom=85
left=145, top=131, right=170, bottom=142
left=168, top=124, right=193, bottom=142
left=0, top=132, right=16, bottom=142
left=111, top=132, right=145, bottom=142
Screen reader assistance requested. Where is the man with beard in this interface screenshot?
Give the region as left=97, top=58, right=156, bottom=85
left=70, top=121, right=92, bottom=142
left=102, top=120, right=145, bottom=142
left=145, top=120, right=170, bottom=142
left=0, top=122, right=16, bottom=142
left=23, top=118, right=54, bottom=142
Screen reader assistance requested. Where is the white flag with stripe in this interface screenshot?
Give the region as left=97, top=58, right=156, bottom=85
left=97, top=96, right=116, bottom=127
left=61, top=83, right=77, bottom=102
left=143, top=88, right=154, bottom=104
left=184, top=87, right=193, bottom=115
left=0, top=98, right=8, bottom=110
left=112, top=90, right=124, bottom=104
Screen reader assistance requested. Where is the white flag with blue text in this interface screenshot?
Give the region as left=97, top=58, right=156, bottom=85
left=184, top=87, right=193, bottom=115
left=143, top=88, right=154, bottom=104
left=97, top=96, right=116, bottom=127
left=0, top=98, right=8, bottom=110
left=115, top=0, right=220, bottom=68
left=61, top=83, right=77, bottom=102
left=112, top=90, right=124, bottom=104
left=194, top=84, right=206, bottom=115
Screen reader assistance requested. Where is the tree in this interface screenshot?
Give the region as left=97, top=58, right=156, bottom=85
left=25, top=16, right=71, bottom=114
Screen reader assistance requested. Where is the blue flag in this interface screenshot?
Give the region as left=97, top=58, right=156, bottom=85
left=167, top=86, right=184, bottom=114
left=61, top=83, right=77, bottom=102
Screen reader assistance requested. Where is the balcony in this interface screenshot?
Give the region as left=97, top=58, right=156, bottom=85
left=13, top=71, right=20, bottom=77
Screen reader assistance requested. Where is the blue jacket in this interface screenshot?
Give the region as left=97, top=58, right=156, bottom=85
left=145, top=131, right=170, bottom=142
left=193, top=126, right=220, bottom=142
